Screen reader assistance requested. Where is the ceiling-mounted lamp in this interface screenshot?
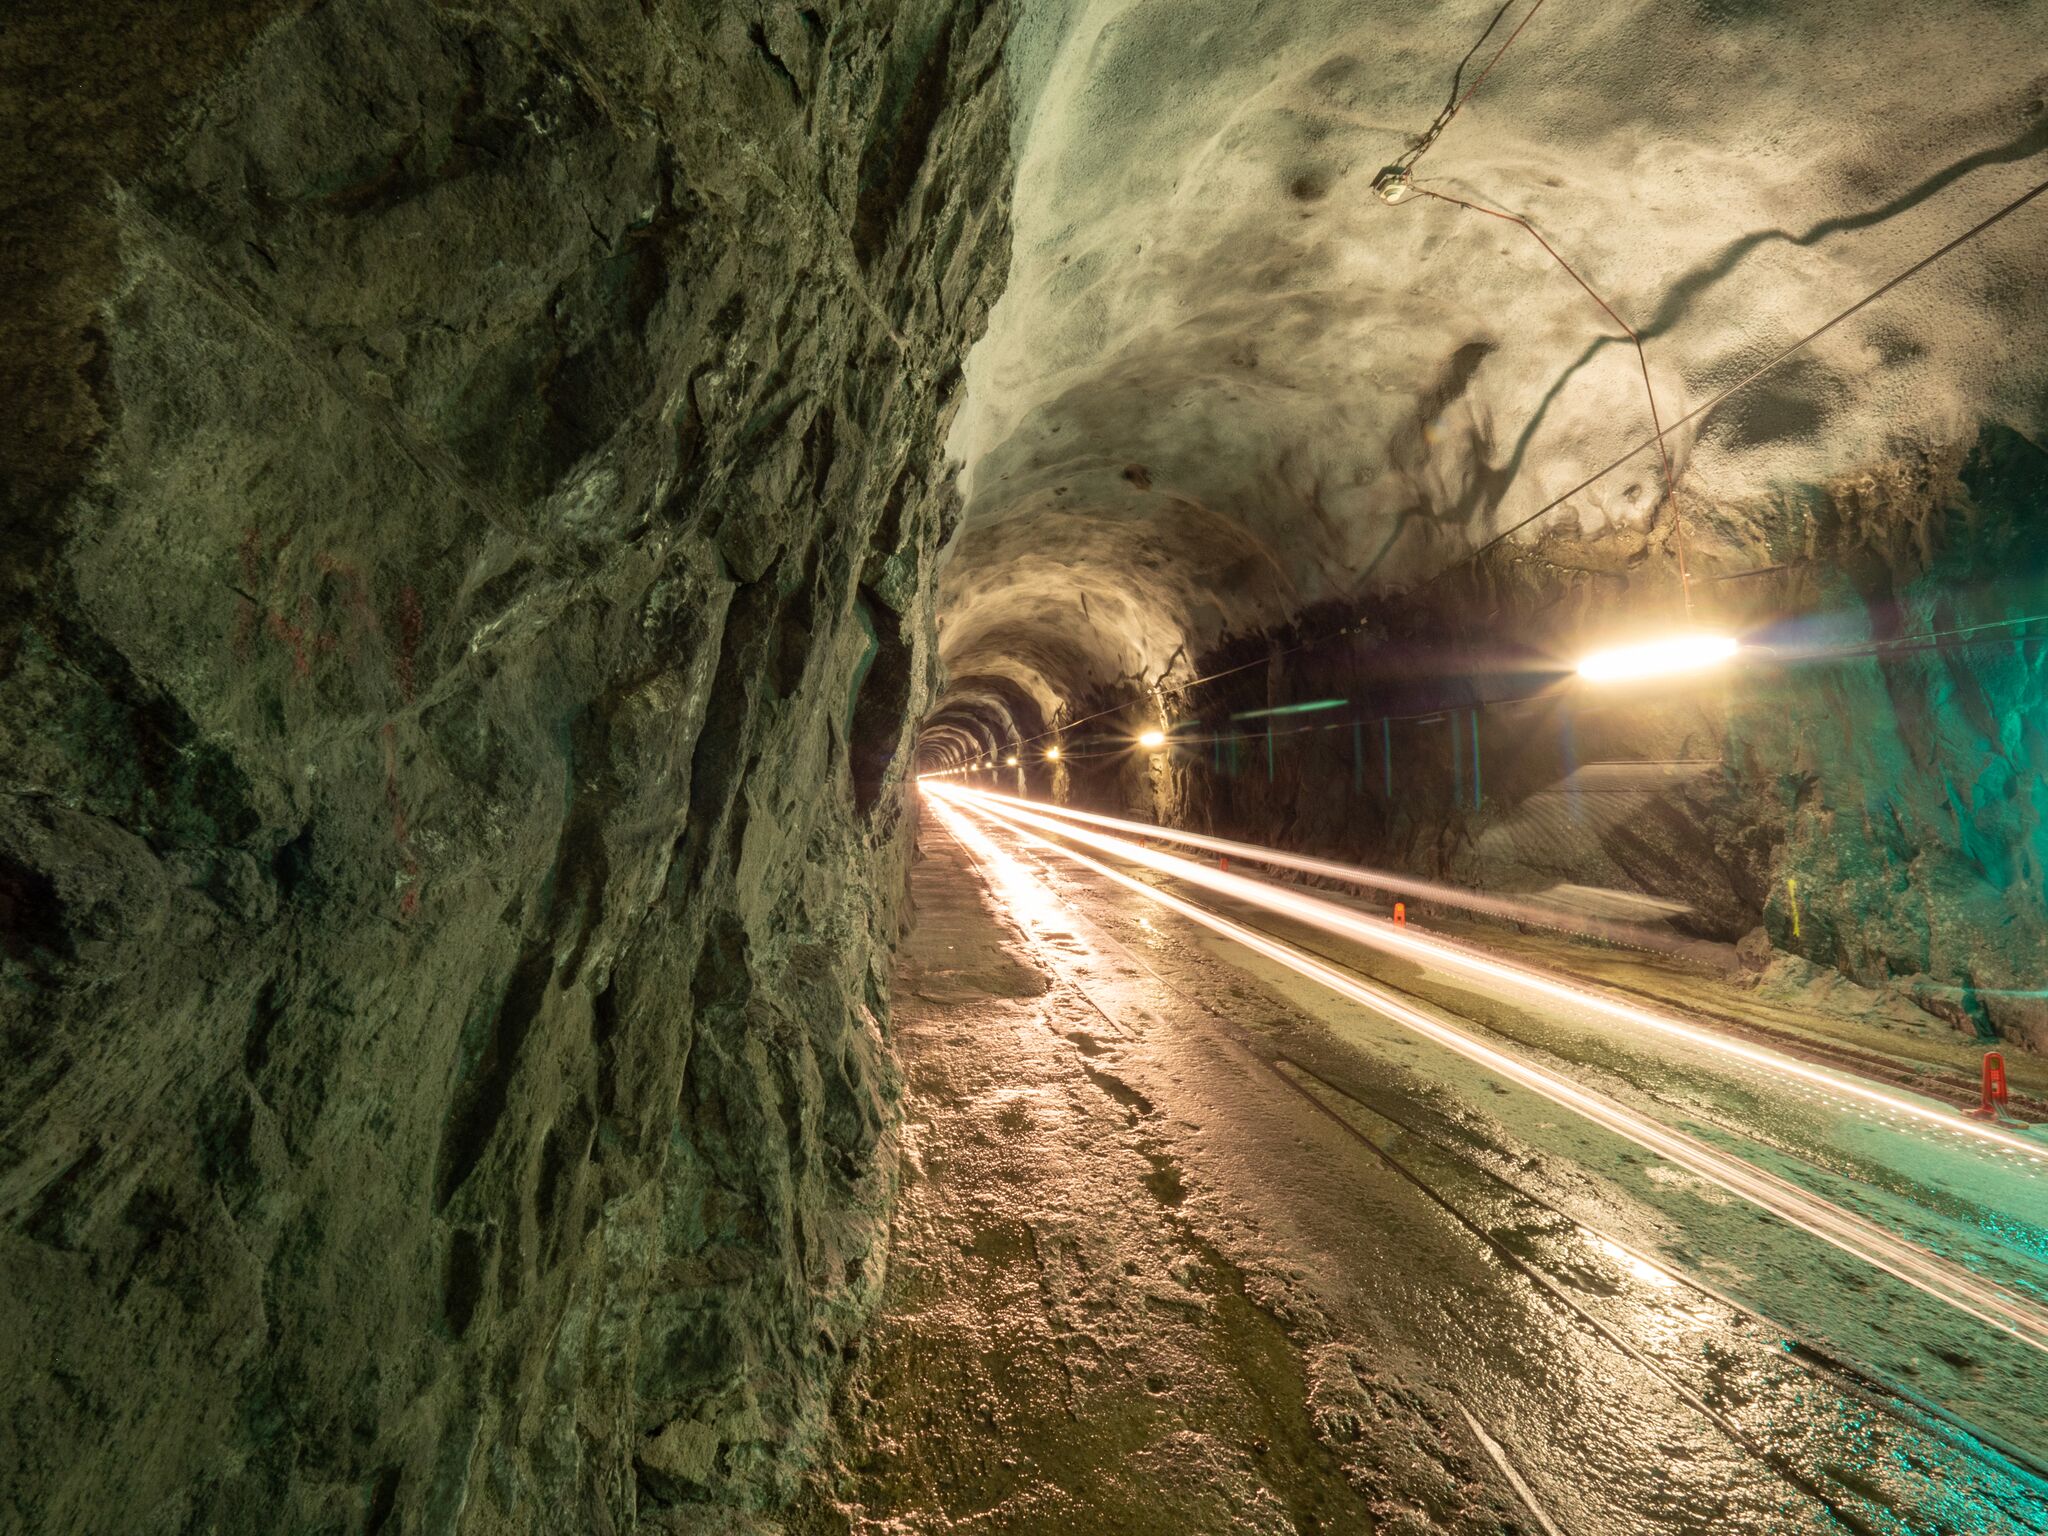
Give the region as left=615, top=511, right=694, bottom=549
left=1045, top=745, right=1061, bottom=762
left=1138, top=728, right=1167, bottom=750
left=1005, top=753, right=1019, bottom=766
left=1577, top=633, right=1738, bottom=684
left=1371, top=165, right=1416, bottom=205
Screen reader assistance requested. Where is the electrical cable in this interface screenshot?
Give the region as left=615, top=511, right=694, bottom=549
left=1414, top=184, right=1695, bottom=611
left=967, top=644, right=1322, bottom=759
left=1426, top=172, right=2048, bottom=589
left=1397, top=0, right=1553, bottom=171
left=924, top=606, right=2048, bottom=775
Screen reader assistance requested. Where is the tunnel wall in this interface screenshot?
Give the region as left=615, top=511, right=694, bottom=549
left=1058, top=431, right=2048, bottom=1051
left=1, top=1, right=1011, bottom=1530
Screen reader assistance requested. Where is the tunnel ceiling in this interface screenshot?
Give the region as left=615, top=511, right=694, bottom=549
left=929, top=0, right=2048, bottom=747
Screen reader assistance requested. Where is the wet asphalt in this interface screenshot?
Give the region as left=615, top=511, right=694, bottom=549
left=789, top=805, right=2048, bottom=1534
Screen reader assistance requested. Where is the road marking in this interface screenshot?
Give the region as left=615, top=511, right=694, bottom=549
left=1458, top=1402, right=1569, bottom=1536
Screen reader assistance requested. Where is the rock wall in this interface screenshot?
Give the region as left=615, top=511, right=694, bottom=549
left=1, top=1, right=1011, bottom=1530
left=1054, top=430, right=2048, bottom=1051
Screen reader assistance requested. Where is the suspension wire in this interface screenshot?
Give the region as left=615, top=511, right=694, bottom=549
left=944, top=173, right=2048, bottom=768
left=1414, top=185, right=1694, bottom=613
left=1397, top=0, right=1553, bottom=171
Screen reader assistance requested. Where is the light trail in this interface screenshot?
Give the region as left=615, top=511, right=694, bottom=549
left=925, top=787, right=2048, bottom=1353
left=936, top=784, right=2044, bottom=1163
left=932, top=783, right=1725, bottom=957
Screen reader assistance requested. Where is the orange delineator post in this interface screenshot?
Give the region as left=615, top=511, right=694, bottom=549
left=1971, top=1051, right=2009, bottom=1120
left=1392, top=901, right=1406, bottom=926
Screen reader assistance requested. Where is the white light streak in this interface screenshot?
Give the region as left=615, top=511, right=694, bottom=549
left=938, top=785, right=2039, bottom=1161
left=925, top=784, right=2048, bottom=1353
left=936, top=786, right=1702, bottom=951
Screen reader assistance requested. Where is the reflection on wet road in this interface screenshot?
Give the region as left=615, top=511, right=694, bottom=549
left=921, top=783, right=2048, bottom=1533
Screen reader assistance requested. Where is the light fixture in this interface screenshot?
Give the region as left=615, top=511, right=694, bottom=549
left=1576, top=633, right=1738, bottom=683
left=1045, top=745, right=1061, bottom=761
left=1138, top=728, right=1167, bottom=750
left=1371, top=165, right=1416, bottom=205
left=1005, top=753, right=1019, bottom=766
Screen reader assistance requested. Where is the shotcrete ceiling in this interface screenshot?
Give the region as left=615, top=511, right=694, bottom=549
left=930, top=0, right=2048, bottom=745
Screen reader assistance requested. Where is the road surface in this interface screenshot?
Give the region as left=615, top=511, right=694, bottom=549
left=833, top=784, right=2048, bottom=1534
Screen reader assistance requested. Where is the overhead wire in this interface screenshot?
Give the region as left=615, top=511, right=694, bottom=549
left=1396, top=0, right=1553, bottom=171
left=932, top=0, right=1561, bottom=771
left=1412, top=184, right=1695, bottom=612
left=1428, top=172, right=2048, bottom=589
left=925, top=605, right=2048, bottom=774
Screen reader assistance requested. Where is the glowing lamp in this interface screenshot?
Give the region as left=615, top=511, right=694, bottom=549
left=1576, top=633, right=1737, bottom=684
left=1138, top=729, right=1167, bottom=750
left=1045, top=746, right=1061, bottom=761
left=1005, top=754, right=1019, bottom=766
left=1371, top=165, right=1416, bottom=205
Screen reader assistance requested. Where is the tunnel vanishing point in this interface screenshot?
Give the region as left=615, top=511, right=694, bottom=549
left=6, top=2, right=2048, bottom=1532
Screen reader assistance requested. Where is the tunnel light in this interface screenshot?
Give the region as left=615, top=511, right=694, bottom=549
left=1576, top=633, right=1738, bottom=683
left=1137, top=728, right=1167, bottom=750
left=1371, top=165, right=1416, bottom=205
left=1005, top=753, right=1019, bottom=766
left=1045, top=746, right=1061, bottom=762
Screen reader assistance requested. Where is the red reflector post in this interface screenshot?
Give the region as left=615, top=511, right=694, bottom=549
left=1972, top=1051, right=2009, bottom=1120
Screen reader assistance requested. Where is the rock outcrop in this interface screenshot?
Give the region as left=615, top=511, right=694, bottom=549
left=2, top=1, right=1012, bottom=1529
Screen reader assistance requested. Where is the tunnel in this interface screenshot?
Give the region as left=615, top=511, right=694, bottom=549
left=4, top=1, right=2048, bottom=1531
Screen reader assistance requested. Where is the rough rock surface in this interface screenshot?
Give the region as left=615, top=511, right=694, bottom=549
left=2, top=1, right=1011, bottom=1530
